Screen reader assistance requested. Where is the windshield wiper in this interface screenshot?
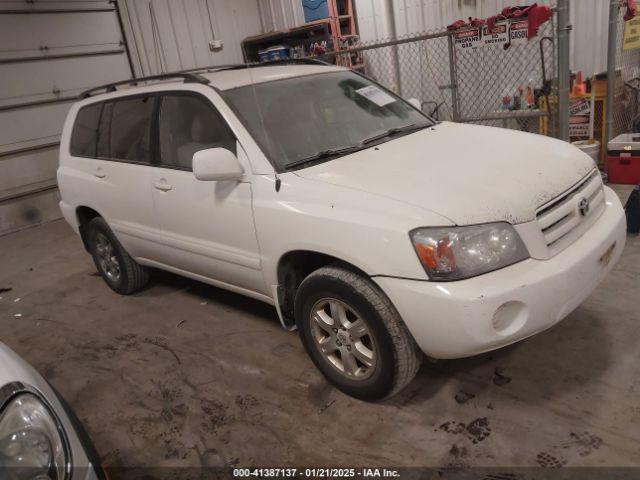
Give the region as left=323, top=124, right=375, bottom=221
left=283, top=145, right=366, bottom=170
left=361, top=123, right=430, bottom=145
left=283, top=123, right=431, bottom=171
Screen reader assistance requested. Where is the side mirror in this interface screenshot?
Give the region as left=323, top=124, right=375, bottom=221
left=407, top=98, right=422, bottom=110
left=193, top=148, right=244, bottom=181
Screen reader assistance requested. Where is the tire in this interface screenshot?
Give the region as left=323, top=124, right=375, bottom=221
left=86, top=217, right=149, bottom=295
left=295, top=265, right=421, bottom=401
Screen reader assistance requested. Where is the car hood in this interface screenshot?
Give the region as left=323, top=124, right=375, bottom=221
left=294, top=121, right=595, bottom=225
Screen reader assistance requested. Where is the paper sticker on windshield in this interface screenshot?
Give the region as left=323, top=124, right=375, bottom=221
left=356, top=86, right=396, bottom=107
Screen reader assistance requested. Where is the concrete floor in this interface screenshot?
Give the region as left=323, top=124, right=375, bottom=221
left=1, top=187, right=639, bottom=475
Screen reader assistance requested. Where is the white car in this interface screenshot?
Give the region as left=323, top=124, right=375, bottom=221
left=57, top=62, right=626, bottom=400
left=0, top=342, right=104, bottom=479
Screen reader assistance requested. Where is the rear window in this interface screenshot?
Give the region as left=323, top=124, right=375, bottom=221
left=70, top=103, right=102, bottom=157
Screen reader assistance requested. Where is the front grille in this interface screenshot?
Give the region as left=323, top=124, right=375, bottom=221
left=536, top=170, right=605, bottom=254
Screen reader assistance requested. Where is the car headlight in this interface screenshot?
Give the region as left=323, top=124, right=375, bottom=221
left=0, top=393, right=69, bottom=480
left=410, top=223, right=529, bottom=281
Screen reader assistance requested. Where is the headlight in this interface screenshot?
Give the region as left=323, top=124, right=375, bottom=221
left=410, top=223, right=529, bottom=281
left=0, top=394, right=69, bottom=480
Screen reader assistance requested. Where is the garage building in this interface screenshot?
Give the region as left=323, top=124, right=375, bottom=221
left=1, top=0, right=639, bottom=477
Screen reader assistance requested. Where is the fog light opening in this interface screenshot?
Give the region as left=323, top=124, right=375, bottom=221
left=492, top=301, right=528, bottom=335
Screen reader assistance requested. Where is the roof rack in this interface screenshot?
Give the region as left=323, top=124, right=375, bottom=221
left=180, top=63, right=245, bottom=73
left=79, top=58, right=333, bottom=98
left=80, top=72, right=210, bottom=98
left=181, top=57, right=331, bottom=74
left=247, top=57, right=331, bottom=68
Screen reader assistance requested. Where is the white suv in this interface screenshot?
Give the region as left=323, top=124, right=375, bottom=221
left=58, top=62, right=626, bottom=400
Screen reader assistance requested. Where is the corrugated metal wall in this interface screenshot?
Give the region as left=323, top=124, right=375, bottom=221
left=570, top=0, right=609, bottom=77
left=118, top=0, right=263, bottom=76
left=257, top=0, right=304, bottom=32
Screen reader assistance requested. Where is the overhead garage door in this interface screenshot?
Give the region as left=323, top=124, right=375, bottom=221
left=0, top=0, right=133, bottom=235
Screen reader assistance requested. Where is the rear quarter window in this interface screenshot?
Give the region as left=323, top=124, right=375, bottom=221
left=70, top=103, right=102, bottom=157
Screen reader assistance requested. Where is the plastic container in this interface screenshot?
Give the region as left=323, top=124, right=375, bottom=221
left=302, top=0, right=329, bottom=23
left=267, top=45, right=289, bottom=61
left=607, top=133, right=640, bottom=185
left=258, top=49, right=270, bottom=63
left=572, top=140, right=601, bottom=165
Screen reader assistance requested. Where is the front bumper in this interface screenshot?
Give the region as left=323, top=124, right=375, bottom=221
left=375, top=186, right=627, bottom=359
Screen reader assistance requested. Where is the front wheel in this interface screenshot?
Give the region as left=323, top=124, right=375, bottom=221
left=295, top=265, right=421, bottom=401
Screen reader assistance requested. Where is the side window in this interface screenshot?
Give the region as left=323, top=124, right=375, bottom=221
left=158, top=94, right=236, bottom=170
left=70, top=103, right=102, bottom=157
left=108, top=95, right=155, bottom=163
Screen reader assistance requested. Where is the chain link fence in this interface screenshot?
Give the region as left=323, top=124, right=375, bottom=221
left=612, top=5, right=640, bottom=138
left=330, top=14, right=558, bottom=137
left=336, top=31, right=455, bottom=120
left=454, top=20, right=556, bottom=135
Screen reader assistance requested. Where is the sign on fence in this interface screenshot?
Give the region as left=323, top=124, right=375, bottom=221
left=623, top=5, right=640, bottom=50
left=569, top=99, right=591, bottom=138
left=483, top=23, right=509, bottom=48
left=454, top=20, right=530, bottom=51
left=509, top=21, right=529, bottom=45
left=454, top=27, right=482, bottom=50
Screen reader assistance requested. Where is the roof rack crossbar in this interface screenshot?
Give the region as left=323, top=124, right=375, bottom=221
left=80, top=72, right=210, bottom=98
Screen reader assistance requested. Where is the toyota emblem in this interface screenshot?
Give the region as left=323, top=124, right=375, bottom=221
left=578, top=197, right=590, bottom=216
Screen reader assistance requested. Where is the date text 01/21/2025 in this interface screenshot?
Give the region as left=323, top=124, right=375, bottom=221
left=232, top=468, right=401, bottom=478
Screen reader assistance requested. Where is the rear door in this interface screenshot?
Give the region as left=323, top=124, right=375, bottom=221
left=88, top=94, right=159, bottom=258
left=148, top=91, right=264, bottom=295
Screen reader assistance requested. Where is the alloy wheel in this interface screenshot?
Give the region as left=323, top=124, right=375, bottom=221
left=94, top=233, right=121, bottom=283
left=309, top=298, right=377, bottom=380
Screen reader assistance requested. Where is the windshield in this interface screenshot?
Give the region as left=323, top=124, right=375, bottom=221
left=222, top=71, right=433, bottom=170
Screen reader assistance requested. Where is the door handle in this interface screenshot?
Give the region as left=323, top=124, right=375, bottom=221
left=93, top=167, right=106, bottom=178
left=153, top=181, right=172, bottom=192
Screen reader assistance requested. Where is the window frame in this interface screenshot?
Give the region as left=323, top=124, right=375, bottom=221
left=69, top=90, right=238, bottom=170
left=69, top=92, right=159, bottom=166
left=97, top=92, right=158, bottom=166
left=69, top=102, right=105, bottom=159
left=153, top=90, right=238, bottom=172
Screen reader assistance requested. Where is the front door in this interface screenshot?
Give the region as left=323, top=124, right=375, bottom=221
left=149, top=92, right=265, bottom=295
